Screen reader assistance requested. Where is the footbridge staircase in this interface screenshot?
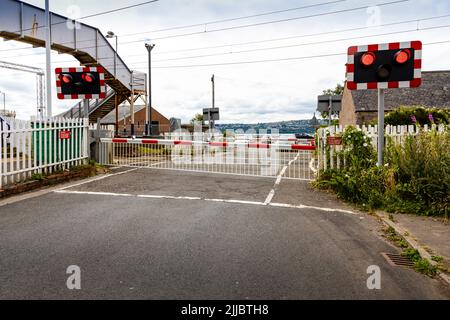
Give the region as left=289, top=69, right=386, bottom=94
left=0, top=0, right=146, bottom=123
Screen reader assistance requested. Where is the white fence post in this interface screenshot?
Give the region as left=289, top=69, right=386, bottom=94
left=0, top=117, right=90, bottom=188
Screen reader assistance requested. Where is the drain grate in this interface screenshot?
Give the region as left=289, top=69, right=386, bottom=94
left=381, top=252, right=415, bottom=267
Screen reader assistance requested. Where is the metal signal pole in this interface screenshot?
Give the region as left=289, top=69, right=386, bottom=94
left=211, top=74, right=215, bottom=130
left=145, top=43, right=155, bottom=136
left=377, top=89, right=385, bottom=167
left=45, top=0, right=52, bottom=118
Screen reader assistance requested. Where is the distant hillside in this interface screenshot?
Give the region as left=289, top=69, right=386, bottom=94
left=217, top=119, right=325, bottom=135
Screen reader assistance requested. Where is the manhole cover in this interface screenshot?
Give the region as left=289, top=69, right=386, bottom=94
left=381, top=252, right=415, bottom=267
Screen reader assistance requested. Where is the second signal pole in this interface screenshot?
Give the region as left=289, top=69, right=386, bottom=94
left=211, top=74, right=215, bottom=130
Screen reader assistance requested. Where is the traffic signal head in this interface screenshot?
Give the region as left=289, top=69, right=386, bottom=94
left=55, top=67, right=106, bottom=99
left=347, top=41, right=422, bottom=90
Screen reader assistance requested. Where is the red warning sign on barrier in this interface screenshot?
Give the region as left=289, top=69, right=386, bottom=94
left=327, top=136, right=342, bottom=146
left=60, top=130, right=71, bottom=140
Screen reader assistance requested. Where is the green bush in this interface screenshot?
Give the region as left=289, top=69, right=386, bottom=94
left=385, top=129, right=450, bottom=216
left=315, top=126, right=450, bottom=217
left=385, top=106, right=450, bottom=126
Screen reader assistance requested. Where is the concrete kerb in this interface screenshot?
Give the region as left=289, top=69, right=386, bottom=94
left=374, top=210, right=450, bottom=287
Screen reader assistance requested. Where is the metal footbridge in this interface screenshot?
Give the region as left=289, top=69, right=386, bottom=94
left=0, top=0, right=146, bottom=123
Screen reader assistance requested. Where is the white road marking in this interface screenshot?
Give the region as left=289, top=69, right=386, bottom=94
left=263, top=152, right=301, bottom=205
left=53, top=189, right=357, bottom=215
left=309, top=158, right=317, bottom=174
left=205, top=198, right=264, bottom=206
left=263, top=190, right=276, bottom=205
left=270, top=202, right=358, bottom=215
left=56, top=190, right=135, bottom=197
left=138, top=194, right=202, bottom=201
left=57, top=168, right=139, bottom=191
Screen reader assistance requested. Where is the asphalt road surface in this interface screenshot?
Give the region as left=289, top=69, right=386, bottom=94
left=0, top=168, right=449, bottom=299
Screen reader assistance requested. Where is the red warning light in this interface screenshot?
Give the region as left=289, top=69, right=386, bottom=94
left=82, top=73, right=95, bottom=83
left=395, top=49, right=411, bottom=64
left=361, top=52, right=376, bottom=67
left=60, top=74, right=72, bottom=84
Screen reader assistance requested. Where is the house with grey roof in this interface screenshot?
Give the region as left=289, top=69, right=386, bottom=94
left=339, top=70, right=450, bottom=126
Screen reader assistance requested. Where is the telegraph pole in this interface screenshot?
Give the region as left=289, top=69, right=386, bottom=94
left=45, top=0, right=52, bottom=118
left=211, top=74, right=215, bottom=109
left=211, top=74, right=215, bottom=130
left=145, top=43, right=155, bottom=136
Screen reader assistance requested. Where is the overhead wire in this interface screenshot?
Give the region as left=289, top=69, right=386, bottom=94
left=0, top=0, right=410, bottom=55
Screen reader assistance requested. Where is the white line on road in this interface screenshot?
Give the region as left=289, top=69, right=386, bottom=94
left=57, top=168, right=139, bottom=191
left=270, top=202, right=357, bottom=215
left=54, top=189, right=358, bottom=215
left=263, top=152, right=301, bottom=205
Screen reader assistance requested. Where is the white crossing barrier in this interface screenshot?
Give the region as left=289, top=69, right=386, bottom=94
left=99, top=138, right=317, bottom=180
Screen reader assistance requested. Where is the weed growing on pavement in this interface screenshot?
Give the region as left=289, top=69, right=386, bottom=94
left=402, top=248, right=438, bottom=277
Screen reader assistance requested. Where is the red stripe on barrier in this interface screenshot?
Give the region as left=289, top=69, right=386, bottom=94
left=174, top=140, right=193, bottom=146
left=142, top=139, right=159, bottom=144
left=291, top=145, right=316, bottom=151
left=209, top=142, right=228, bottom=147
left=112, top=139, right=128, bottom=143
left=248, top=143, right=270, bottom=149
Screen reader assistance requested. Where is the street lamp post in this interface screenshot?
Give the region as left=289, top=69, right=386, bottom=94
left=145, top=43, right=155, bottom=136
left=45, top=0, right=52, bottom=119
left=106, top=31, right=119, bottom=136
left=106, top=31, right=118, bottom=52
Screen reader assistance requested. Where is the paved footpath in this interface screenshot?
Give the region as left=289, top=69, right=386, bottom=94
left=0, top=168, right=449, bottom=299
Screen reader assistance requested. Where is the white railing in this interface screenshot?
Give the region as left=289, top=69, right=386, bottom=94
left=99, top=138, right=318, bottom=180
left=317, top=124, right=447, bottom=171
left=0, top=118, right=89, bottom=188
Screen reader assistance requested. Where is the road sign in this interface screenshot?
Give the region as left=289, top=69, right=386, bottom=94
left=346, top=41, right=422, bottom=90
left=203, top=108, right=220, bottom=121
left=317, top=95, right=342, bottom=112
left=55, top=67, right=106, bottom=99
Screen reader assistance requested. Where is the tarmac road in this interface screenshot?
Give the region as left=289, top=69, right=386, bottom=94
left=0, top=168, right=449, bottom=299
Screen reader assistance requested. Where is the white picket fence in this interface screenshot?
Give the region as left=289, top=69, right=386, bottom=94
left=317, top=124, right=447, bottom=171
left=0, top=117, right=89, bottom=188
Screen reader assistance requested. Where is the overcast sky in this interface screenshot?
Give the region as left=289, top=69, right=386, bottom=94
left=0, top=0, right=449, bottom=123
